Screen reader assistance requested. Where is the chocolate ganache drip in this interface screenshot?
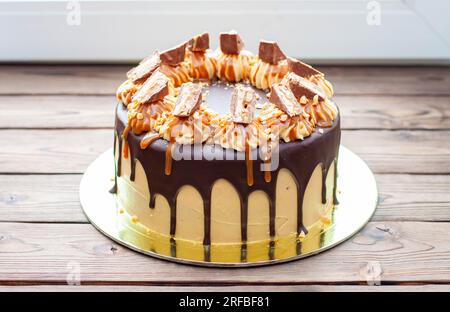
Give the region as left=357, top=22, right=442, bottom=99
left=114, top=104, right=340, bottom=261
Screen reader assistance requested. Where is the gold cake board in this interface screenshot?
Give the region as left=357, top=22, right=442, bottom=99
left=79, top=145, right=378, bottom=267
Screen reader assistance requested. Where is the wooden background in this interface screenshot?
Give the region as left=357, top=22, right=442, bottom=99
left=0, top=65, right=449, bottom=291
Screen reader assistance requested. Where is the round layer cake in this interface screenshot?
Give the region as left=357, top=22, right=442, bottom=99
left=113, top=31, right=340, bottom=263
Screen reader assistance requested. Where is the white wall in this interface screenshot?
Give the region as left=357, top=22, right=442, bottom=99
left=1, top=0, right=450, bottom=64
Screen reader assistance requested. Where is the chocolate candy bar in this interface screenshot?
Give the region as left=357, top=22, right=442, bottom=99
left=282, top=72, right=326, bottom=101
left=287, top=57, right=323, bottom=78
left=160, top=42, right=187, bottom=66
left=219, top=30, right=244, bottom=54
left=127, top=51, right=161, bottom=84
left=230, top=85, right=256, bottom=124
left=269, top=83, right=302, bottom=117
left=132, top=71, right=169, bottom=104
left=259, top=40, right=286, bottom=65
left=172, top=82, right=203, bottom=117
left=188, top=32, right=209, bottom=52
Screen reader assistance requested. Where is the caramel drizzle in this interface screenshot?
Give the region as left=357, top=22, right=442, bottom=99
left=122, top=125, right=131, bottom=159
left=165, top=135, right=174, bottom=176
left=245, top=137, right=253, bottom=187
left=189, top=51, right=210, bottom=80
left=140, top=132, right=160, bottom=150
left=264, top=160, right=272, bottom=183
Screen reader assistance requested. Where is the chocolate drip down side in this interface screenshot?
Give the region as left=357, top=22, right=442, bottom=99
left=114, top=103, right=341, bottom=261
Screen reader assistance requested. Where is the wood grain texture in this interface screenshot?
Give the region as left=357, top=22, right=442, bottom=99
left=0, top=175, right=85, bottom=223
left=1, top=65, right=449, bottom=96
left=374, top=174, right=450, bottom=222
left=0, top=129, right=111, bottom=173
left=341, top=130, right=450, bottom=174
left=1, top=285, right=449, bottom=292
left=1, top=174, right=449, bottom=223
left=0, top=95, right=116, bottom=129
left=0, top=65, right=127, bottom=95
left=0, top=129, right=448, bottom=174
left=337, top=95, right=450, bottom=130
left=0, top=221, right=449, bottom=284
left=0, top=65, right=449, bottom=289
left=1, top=95, right=449, bottom=130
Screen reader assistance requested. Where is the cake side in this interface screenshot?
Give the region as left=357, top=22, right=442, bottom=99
left=114, top=103, right=340, bottom=262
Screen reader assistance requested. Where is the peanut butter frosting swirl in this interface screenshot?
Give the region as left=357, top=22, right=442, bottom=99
left=211, top=115, right=260, bottom=152
left=186, top=49, right=217, bottom=81
left=248, top=59, right=288, bottom=90
left=125, top=96, right=175, bottom=136
left=257, top=103, right=315, bottom=143
left=299, top=95, right=338, bottom=128
left=309, top=74, right=334, bottom=98
left=214, top=49, right=254, bottom=82
left=155, top=103, right=218, bottom=145
left=160, top=61, right=192, bottom=87
left=116, top=79, right=139, bottom=105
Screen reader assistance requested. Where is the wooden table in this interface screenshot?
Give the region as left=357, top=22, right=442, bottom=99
left=0, top=65, right=449, bottom=292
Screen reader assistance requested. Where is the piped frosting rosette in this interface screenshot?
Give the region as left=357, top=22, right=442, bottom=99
left=153, top=82, right=217, bottom=146
left=123, top=70, right=174, bottom=144
left=209, top=84, right=258, bottom=151
left=259, top=84, right=315, bottom=143
left=249, top=41, right=288, bottom=90
left=185, top=32, right=217, bottom=81
left=215, top=31, right=254, bottom=83
left=281, top=72, right=337, bottom=128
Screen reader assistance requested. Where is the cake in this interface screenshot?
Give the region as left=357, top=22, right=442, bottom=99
left=113, top=31, right=340, bottom=264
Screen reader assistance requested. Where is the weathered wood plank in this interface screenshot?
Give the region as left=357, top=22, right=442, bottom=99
left=337, top=95, right=450, bottom=130
left=0, top=222, right=449, bottom=284
left=0, top=285, right=449, bottom=292
left=374, top=174, right=450, bottom=222
left=342, top=130, right=450, bottom=174
left=0, top=65, right=127, bottom=95
left=0, top=129, right=111, bottom=173
left=1, top=95, right=449, bottom=130
left=0, top=175, right=85, bottom=223
left=0, top=95, right=116, bottom=129
left=1, top=174, right=449, bottom=223
left=1, top=65, right=449, bottom=96
left=0, top=129, right=448, bottom=174
left=325, top=66, right=450, bottom=96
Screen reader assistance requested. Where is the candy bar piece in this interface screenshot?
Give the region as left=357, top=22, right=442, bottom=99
left=126, top=51, right=161, bottom=84
left=282, top=72, right=326, bottom=101
left=160, top=42, right=187, bottom=66
left=259, top=40, right=286, bottom=65
left=287, top=57, right=323, bottom=78
left=269, top=84, right=302, bottom=117
left=230, top=85, right=256, bottom=124
left=219, top=30, right=244, bottom=54
left=132, top=71, right=169, bottom=104
left=188, top=32, right=209, bottom=52
left=172, top=82, right=202, bottom=117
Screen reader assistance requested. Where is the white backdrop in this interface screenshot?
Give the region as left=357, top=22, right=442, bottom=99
left=1, top=0, right=450, bottom=63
